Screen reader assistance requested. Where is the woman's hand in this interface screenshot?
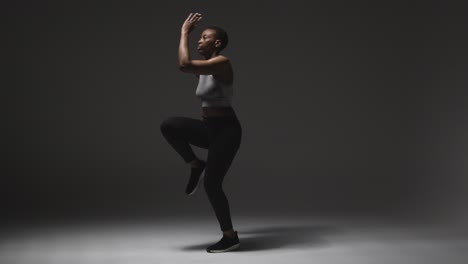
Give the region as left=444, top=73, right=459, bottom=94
left=181, top=12, right=202, bottom=34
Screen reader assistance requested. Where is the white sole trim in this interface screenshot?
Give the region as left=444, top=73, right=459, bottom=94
left=208, top=243, right=240, bottom=253
left=188, top=168, right=205, bottom=196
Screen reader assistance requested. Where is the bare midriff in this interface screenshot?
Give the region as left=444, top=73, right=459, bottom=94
left=202, top=106, right=236, bottom=118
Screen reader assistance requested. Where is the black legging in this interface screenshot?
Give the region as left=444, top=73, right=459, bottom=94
left=160, top=112, right=242, bottom=231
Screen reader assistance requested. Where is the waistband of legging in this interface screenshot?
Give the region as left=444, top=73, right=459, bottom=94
left=202, top=106, right=237, bottom=119
left=202, top=114, right=238, bottom=120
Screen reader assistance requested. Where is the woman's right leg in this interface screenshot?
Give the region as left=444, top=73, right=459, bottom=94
left=160, top=116, right=210, bottom=163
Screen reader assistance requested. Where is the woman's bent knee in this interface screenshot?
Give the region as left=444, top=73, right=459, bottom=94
left=160, top=117, right=179, bottom=132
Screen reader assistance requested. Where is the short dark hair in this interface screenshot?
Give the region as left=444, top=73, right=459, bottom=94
left=205, top=26, right=229, bottom=52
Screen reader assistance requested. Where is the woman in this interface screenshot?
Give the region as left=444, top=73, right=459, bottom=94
left=160, top=12, right=242, bottom=253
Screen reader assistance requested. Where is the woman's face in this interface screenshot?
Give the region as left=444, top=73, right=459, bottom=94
left=197, top=29, right=219, bottom=55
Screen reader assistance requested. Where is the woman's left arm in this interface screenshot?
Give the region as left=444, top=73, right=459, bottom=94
left=178, top=13, right=201, bottom=66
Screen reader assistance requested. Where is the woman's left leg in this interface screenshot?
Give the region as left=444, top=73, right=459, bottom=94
left=203, top=118, right=242, bottom=232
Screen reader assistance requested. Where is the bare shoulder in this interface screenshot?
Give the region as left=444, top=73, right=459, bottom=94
left=215, top=55, right=230, bottom=63
left=213, top=55, right=233, bottom=84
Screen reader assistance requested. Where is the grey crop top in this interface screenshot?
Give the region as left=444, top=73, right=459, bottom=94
left=195, top=74, right=233, bottom=107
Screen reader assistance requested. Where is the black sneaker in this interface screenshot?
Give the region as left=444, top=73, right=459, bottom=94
left=185, top=160, right=206, bottom=195
left=206, top=231, right=240, bottom=253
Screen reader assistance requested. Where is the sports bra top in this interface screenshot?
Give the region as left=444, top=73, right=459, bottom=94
left=195, top=74, right=233, bottom=107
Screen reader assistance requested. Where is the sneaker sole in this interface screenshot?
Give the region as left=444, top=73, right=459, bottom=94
left=187, top=168, right=205, bottom=196
left=207, top=243, right=240, bottom=253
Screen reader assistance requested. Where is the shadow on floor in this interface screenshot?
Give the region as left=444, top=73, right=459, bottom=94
left=181, top=224, right=341, bottom=252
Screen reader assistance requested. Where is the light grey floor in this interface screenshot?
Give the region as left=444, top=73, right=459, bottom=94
left=1, top=215, right=467, bottom=264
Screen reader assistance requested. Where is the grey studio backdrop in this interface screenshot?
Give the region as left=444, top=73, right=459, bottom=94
left=4, top=0, right=468, bottom=224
